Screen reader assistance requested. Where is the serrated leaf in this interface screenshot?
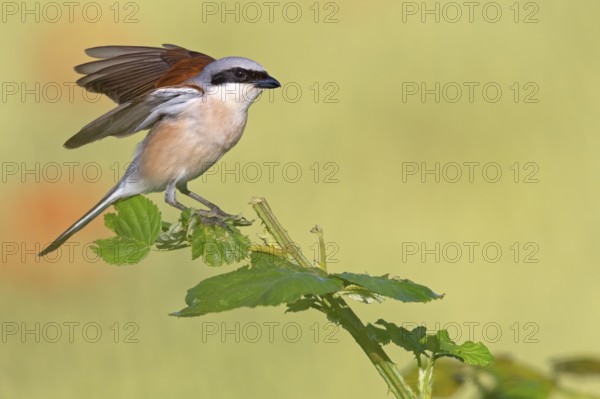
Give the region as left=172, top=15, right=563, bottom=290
left=190, top=220, right=251, bottom=266
left=379, top=320, right=427, bottom=355
left=368, top=320, right=428, bottom=363
left=93, top=237, right=150, bottom=264
left=366, top=324, right=392, bottom=345
left=92, top=195, right=161, bottom=265
left=105, top=196, right=161, bottom=244
left=155, top=222, right=189, bottom=251
left=334, top=272, right=442, bottom=303
left=431, top=330, right=494, bottom=366
left=174, top=256, right=344, bottom=317
left=341, top=284, right=384, bottom=304
left=372, top=323, right=493, bottom=382
left=155, top=217, right=190, bottom=251
left=178, top=208, right=194, bottom=227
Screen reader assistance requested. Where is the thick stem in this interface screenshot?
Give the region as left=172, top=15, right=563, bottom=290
left=250, top=197, right=416, bottom=399
left=310, top=225, right=328, bottom=271
left=325, top=294, right=417, bottom=399
left=418, top=358, right=434, bottom=399
left=250, top=197, right=313, bottom=269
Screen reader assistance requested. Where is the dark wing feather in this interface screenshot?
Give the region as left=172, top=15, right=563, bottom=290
left=75, top=44, right=215, bottom=104
left=64, top=86, right=203, bottom=149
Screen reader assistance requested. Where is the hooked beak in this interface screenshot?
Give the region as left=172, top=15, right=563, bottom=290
left=254, top=75, right=281, bottom=89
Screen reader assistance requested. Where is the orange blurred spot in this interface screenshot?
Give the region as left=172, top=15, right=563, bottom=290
left=1, top=183, right=115, bottom=293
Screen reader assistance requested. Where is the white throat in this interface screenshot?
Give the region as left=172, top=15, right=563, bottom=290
left=202, top=83, right=262, bottom=110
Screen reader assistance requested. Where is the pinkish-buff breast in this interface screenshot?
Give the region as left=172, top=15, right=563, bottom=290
left=137, top=98, right=248, bottom=188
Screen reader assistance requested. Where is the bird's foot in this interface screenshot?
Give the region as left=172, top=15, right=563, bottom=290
left=195, top=207, right=253, bottom=228
left=196, top=209, right=229, bottom=229
left=207, top=205, right=232, bottom=218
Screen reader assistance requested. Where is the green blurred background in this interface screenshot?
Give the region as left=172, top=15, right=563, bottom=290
left=1, top=0, right=599, bottom=397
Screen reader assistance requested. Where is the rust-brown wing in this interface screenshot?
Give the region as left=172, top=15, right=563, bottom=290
left=75, top=44, right=215, bottom=104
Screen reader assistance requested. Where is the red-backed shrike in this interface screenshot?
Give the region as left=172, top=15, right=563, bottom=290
left=39, top=44, right=280, bottom=256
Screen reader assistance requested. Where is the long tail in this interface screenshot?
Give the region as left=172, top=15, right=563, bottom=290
left=39, top=186, right=125, bottom=256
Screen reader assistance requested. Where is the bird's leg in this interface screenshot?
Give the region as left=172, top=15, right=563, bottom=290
left=165, top=181, right=226, bottom=228
left=165, top=180, right=187, bottom=211
left=177, top=183, right=231, bottom=217
left=176, top=183, right=252, bottom=227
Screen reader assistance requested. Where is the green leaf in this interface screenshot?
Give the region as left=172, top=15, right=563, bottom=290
left=174, top=254, right=344, bottom=317
left=286, top=297, right=318, bottom=313
left=430, top=330, right=494, bottom=366
left=379, top=320, right=428, bottom=357
left=552, top=357, right=600, bottom=377
left=341, top=284, right=384, bottom=304
left=92, top=195, right=161, bottom=265
left=365, top=324, right=392, bottom=345
left=334, top=272, right=442, bottom=303
left=93, top=237, right=151, bottom=265
left=155, top=219, right=190, bottom=251
left=105, top=196, right=161, bottom=244
left=368, top=323, right=493, bottom=367
left=190, top=219, right=251, bottom=266
left=367, top=320, right=428, bottom=364
left=480, top=356, right=554, bottom=399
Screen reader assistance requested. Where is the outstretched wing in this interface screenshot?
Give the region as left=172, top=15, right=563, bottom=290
left=64, top=86, right=202, bottom=149
left=75, top=44, right=215, bottom=104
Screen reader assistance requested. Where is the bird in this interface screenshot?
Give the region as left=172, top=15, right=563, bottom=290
left=39, top=44, right=281, bottom=256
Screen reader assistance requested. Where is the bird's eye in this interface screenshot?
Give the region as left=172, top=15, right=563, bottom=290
left=234, top=68, right=247, bottom=80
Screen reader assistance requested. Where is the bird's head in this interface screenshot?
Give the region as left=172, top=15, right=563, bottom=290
left=192, top=57, right=280, bottom=104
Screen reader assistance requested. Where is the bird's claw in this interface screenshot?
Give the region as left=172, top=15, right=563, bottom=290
left=196, top=209, right=229, bottom=229
left=195, top=208, right=253, bottom=229
left=208, top=206, right=232, bottom=218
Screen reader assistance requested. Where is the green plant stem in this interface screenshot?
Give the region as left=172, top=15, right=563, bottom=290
left=250, top=197, right=416, bottom=399
left=310, top=225, right=327, bottom=271
left=418, top=358, right=434, bottom=399
left=250, top=197, right=313, bottom=269
left=324, top=294, right=417, bottom=399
